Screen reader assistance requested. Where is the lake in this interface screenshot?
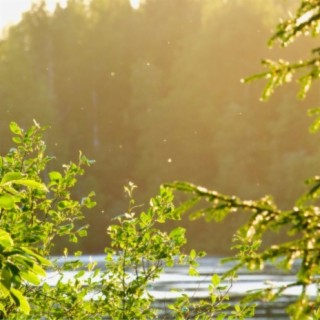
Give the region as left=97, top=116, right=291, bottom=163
left=48, top=255, right=303, bottom=319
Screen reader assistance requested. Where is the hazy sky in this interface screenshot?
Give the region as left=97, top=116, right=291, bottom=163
left=0, top=0, right=140, bottom=33
left=0, top=0, right=68, bottom=32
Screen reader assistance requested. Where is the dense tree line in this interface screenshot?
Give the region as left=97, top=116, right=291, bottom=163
left=0, top=0, right=318, bottom=254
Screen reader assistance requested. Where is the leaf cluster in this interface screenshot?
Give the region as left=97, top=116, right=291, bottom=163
left=0, top=122, right=255, bottom=319
left=0, top=121, right=95, bottom=318
left=163, top=2, right=320, bottom=318
left=166, top=179, right=320, bottom=319
left=244, top=0, right=320, bottom=132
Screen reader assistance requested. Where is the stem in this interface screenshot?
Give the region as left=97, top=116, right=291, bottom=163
left=121, top=225, right=127, bottom=318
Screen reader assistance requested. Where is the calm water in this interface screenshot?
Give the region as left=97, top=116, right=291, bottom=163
left=149, top=257, right=293, bottom=319
left=49, top=255, right=301, bottom=319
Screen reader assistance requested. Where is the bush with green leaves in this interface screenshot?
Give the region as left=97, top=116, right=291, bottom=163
left=0, top=120, right=95, bottom=318
left=100, top=183, right=255, bottom=320
left=0, top=121, right=255, bottom=319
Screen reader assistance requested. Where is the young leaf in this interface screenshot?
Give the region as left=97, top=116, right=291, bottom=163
left=10, top=287, right=30, bottom=315
left=13, top=179, right=48, bottom=192
left=9, top=122, right=23, bottom=136
left=0, top=230, right=13, bottom=248
left=0, top=195, right=18, bottom=210
left=49, top=171, right=62, bottom=182
left=211, top=274, right=220, bottom=287
left=1, top=172, right=24, bottom=184
left=20, top=270, right=41, bottom=286
left=189, top=249, right=196, bottom=260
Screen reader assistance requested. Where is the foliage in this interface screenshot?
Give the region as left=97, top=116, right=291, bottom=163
left=0, top=121, right=255, bottom=319
left=165, top=181, right=320, bottom=319
left=168, top=272, right=254, bottom=320
left=1, top=0, right=317, bottom=254
left=0, top=120, right=95, bottom=318
left=0, top=229, right=50, bottom=316
left=244, top=0, right=320, bottom=132
left=166, top=1, right=320, bottom=319
left=100, top=183, right=255, bottom=319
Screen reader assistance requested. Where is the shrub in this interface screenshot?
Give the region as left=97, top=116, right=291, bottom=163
left=0, top=121, right=254, bottom=319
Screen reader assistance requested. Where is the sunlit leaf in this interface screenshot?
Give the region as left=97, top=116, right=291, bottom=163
left=10, top=287, right=30, bottom=315
left=189, top=249, right=196, bottom=260
left=0, top=230, right=14, bottom=248
left=49, top=171, right=62, bottom=182
left=0, top=195, right=18, bottom=210
left=20, top=270, right=40, bottom=285
left=1, top=172, right=24, bottom=184
left=13, top=179, right=48, bottom=192
left=9, top=122, right=23, bottom=136
left=211, top=274, right=220, bottom=287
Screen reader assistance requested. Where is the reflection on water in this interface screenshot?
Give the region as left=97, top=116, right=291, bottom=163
left=148, top=257, right=293, bottom=319
left=50, top=255, right=296, bottom=319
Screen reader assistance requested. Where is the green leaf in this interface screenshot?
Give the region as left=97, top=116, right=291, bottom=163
left=169, top=227, right=186, bottom=245
left=216, top=313, right=226, bottom=320
left=1, top=267, right=13, bottom=290
left=58, top=224, right=74, bottom=235
left=3, top=186, right=20, bottom=195
left=0, top=302, right=7, bottom=316
left=75, top=270, right=85, bottom=279
left=28, top=263, right=46, bottom=278
left=189, top=249, right=196, bottom=260
left=0, top=195, right=18, bottom=210
left=20, top=247, right=52, bottom=267
left=77, top=228, right=87, bottom=238
left=298, top=74, right=312, bottom=99
left=13, top=179, right=48, bottom=192
left=9, top=122, right=23, bottom=135
left=140, top=211, right=152, bottom=227
left=49, top=171, right=62, bottom=182
left=58, top=200, right=76, bottom=210
left=10, top=287, right=30, bottom=315
left=0, top=230, right=14, bottom=248
left=188, top=266, right=199, bottom=276
left=211, top=274, right=220, bottom=287
left=309, top=116, right=320, bottom=133
left=82, top=196, right=96, bottom=209
left=1, top=173, right=48, bottom=192
left=1, top=172, right=24, bottom=184
left=20, top=270, right=40, bottom=285
left=307, top=107, right=320, bottom=116
left=0, top=283, right=10, bottom=298
left=6, top=263, right=20, bottom=279
left=169, top=227, right=185, bottom=239
left=12, top=137, right=22, bottom=144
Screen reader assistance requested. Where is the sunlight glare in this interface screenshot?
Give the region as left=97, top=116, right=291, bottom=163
left=130, top=0, right=140, bottom=10
left=0, top=0, right=67, bottom=34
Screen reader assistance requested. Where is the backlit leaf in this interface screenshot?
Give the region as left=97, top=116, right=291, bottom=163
left=0, top=230, right=14, bottom=248
left=1, top=172, right=24, bottom=184
left=10, top=287, right=30, bottom=314
left=9, top=122, right=22, bottom=135
left=0, top=196, right=18, bottom=210
left=14, top=180, right=48, bottom=192
left=20, top=271, right=40, bottom=285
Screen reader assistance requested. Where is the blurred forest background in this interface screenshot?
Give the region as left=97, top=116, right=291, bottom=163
left=0, top=0, right=319, bottom=255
